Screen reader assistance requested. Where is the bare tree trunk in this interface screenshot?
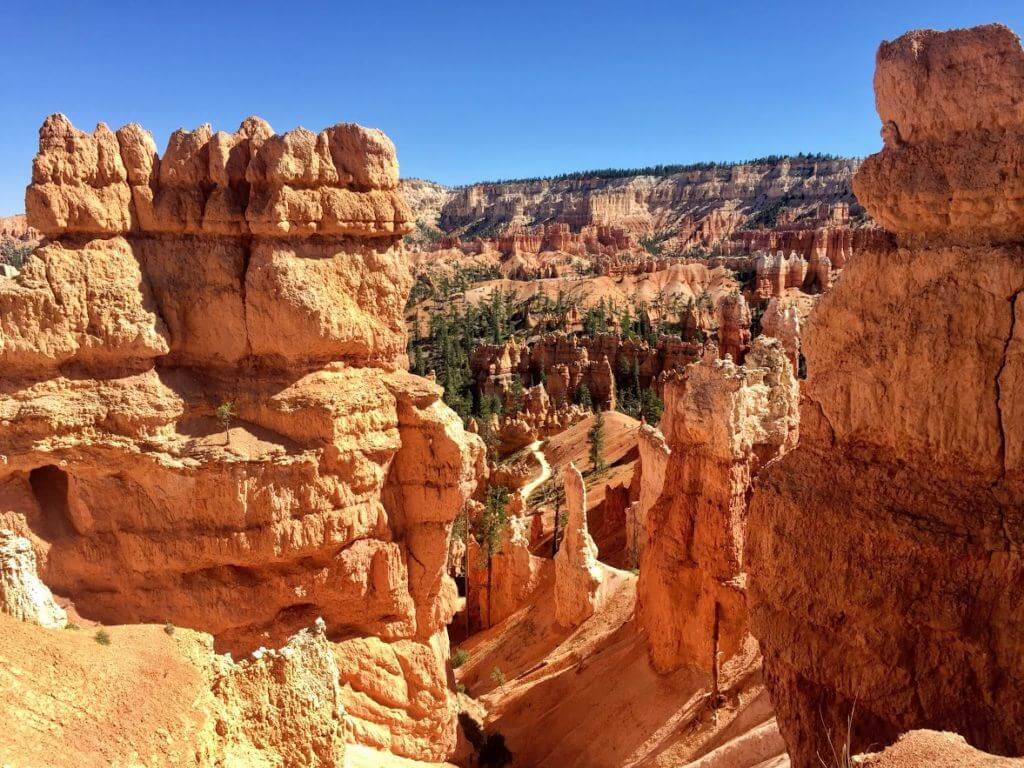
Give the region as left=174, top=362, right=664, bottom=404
left=551, top=499, right=560, bottom=558
left=464, top=531, right=471, bottom=639
left=712, top=601, right=722, bottom=713
left=486, top=552, right=493, bottom=629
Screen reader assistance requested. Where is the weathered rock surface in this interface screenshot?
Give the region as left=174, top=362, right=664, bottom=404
left=0, top=530, right=66, bottom=628
left=554, top=464, right=605, bottom=627
left=1, top=114, right=483, bottom=762
left=748, top=24, right=1024, bottom=768
left=857, top=731, right=1024, bottom=767
left=638, top=339, right=797, bottom=675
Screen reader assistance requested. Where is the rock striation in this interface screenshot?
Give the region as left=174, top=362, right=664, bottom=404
left=1, top=114, right=483, bottom=762
left=747, top=24, right=1024, bottom=768
left=638, top=338, right=797, bottom=675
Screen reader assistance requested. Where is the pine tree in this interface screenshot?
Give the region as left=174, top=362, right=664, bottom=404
left=639, top=387, right=664, bottom=424
left=577, top=384, right=593, bottom=412
left=476, top=486, right=510, bottom=627
left=588, top=408, right=607, bottom=473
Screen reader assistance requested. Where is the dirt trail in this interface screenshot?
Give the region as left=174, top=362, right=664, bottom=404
left=519, top=440, right=552, bottom=502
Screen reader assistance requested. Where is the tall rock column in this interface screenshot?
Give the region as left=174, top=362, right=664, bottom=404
left=554, top=464, right=605, bottom=627
left=747, top=24, right=1024, bottom=768
left=637, top=339, right=797, bottom=674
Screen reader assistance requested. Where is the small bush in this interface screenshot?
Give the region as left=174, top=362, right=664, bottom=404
left=65, top=622, right=79, bottom=631
left=94, top=629, right=111, bottom=646
left=451, top=648, right=470, bottom=669
left=164, top=622, right=175, bottom=635
left=490, top=666, right=506, bottom=688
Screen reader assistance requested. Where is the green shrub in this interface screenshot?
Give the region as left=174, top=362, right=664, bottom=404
left=94, top=629, right=111, bottom=646
left=451, top=648, right=470, bottom=669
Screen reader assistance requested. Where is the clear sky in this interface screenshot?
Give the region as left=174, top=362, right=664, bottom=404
left=2, top=0, right=1024, bottom=214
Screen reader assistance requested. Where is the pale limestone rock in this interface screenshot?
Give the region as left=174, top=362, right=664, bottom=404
left=554, top=463, right=604, bottom=627
left=0, top=530, right=66, bottom=628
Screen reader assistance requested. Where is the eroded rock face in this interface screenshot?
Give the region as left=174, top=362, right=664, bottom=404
left=637, top=339, right=797, bottom=675
left=748, top=25, right=1024, bottom=767
left=554, top=464, right=604, bottom=627
left=2, top=114, right=483, bottom=761
left=0, top=530, right=66, bottom=628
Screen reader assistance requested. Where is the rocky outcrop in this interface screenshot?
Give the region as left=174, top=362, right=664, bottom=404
left=1, top=114, right=483, bottom=762
left=638, top=339, right=797, bottom=675
left=747, top=24, right=1024, bottom=768
left=857, top=731, right=1024, bottom=767
left=760, top=297, right=801, bottom=374
left=212, top=623, right=348, bottom=767
left=0, top=530, right=66, bottom=628
left=554, top=464, right=604, bottom=627
left=627, top=424, right=671, bottom=566
left=466, top=514, right=544, bottom=629
left=716, top=292, right=752, bottom=363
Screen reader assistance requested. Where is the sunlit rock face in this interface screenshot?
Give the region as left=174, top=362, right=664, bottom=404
left=748, top=24, right=1024, bottom=768
left=2, top=113, right=485, bottom=761
left=637, top=339, right=797, bottom=675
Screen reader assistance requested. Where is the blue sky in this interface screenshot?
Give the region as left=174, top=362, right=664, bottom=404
left=2, top=0, right=1023, bottom=213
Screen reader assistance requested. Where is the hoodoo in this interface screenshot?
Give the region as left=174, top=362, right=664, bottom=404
left=747, top=24, right=1024, bottom=767
left=1, top=114, right=484, bottom=763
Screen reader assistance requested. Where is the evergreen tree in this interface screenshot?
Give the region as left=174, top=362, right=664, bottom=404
left=506, top=375, right=524, bottom=416
left=639, top=387, right=664, bottom=424
left=588, top=408, right=607, bottom=473
left=475, top=486, right=510, bottom=627
left=577, top=384, right=593, bottom=412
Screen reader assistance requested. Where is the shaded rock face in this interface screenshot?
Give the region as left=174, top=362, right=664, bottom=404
left=637, top=339, right=797, bottom=675
left=1, top=114, right=484, bottom=761
left=747, top=24, right=1024, bottom=768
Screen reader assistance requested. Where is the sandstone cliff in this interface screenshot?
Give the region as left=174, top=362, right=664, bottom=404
left=747, top=24, right=1024, bottom=767
left=0, top=114, right=483, bottom=762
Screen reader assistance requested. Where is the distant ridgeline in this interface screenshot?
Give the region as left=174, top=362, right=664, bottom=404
left=401, top=154, right=866, bottom=252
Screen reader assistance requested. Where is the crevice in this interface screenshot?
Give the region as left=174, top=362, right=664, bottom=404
left=239, top=234, right=254, bottom=362
left=993, top=288, right=1020, bottom=552
left=993, top=288, right=1021, bottom=481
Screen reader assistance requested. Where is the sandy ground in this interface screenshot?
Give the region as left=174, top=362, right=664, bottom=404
left=0, top=614, right=214, bottom=768
left=454, top=567, right=787, bottom=768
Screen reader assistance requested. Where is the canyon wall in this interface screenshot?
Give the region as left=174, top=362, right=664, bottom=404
left=747, top=24, right=1024, bottom=767
left=435, top=158, right=861, bottom=249
left=1, top=114, right=484, bottom=761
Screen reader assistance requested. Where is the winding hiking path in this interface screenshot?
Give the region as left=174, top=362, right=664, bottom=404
left=519, top=440, right=552, bottom=502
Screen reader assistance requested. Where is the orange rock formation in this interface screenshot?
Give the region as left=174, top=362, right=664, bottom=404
left=638, top=339, right=797, bottom=674
left=2, top=113, right=483, bottom=762
left=748, top=24, right=1024, bottom=767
